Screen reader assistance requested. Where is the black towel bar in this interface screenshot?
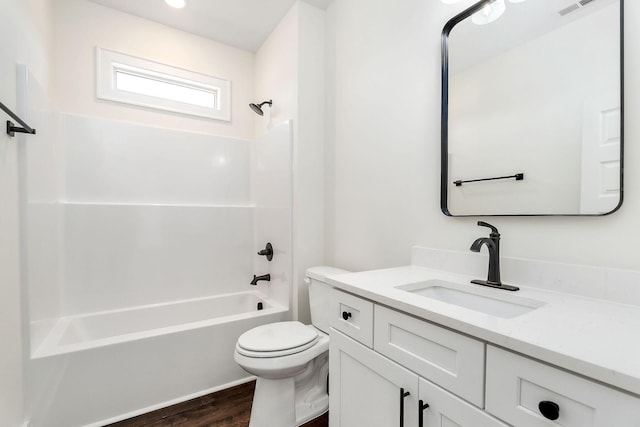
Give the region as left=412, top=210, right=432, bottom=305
left=1, top=100, right=36, bottom=137
left=454, top=173, right=523, bottom=187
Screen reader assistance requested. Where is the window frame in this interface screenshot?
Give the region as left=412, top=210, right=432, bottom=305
left=96, top=47, right=231, bottom=121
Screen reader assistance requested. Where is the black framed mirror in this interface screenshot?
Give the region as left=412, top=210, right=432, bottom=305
left=441, top=0, right=623, bottom=216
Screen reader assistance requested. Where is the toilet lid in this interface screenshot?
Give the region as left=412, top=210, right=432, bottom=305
left=237, top=321, right=319, bottom=353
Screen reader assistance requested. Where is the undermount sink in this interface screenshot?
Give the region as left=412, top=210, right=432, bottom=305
left=396, top=279, right=545, bottom=318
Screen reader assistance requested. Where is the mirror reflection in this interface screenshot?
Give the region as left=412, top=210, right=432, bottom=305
left=442, top=0, right=622, bottom=216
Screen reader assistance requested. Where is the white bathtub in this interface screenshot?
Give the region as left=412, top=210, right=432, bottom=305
left=34, top=290, right=284, bottom=358
left=28, top=290, right=289, bottom=427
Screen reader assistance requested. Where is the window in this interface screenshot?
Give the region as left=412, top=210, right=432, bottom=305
left=96, top=48, right=231, bottom=121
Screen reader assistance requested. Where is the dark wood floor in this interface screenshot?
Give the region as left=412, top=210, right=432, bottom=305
left=106, top=381, right=329, bottom=427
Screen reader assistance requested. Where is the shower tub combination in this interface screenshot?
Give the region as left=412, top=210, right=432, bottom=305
left=31, top=291, right=287, bottom=426
left=21, top=111, right=294, bottom=426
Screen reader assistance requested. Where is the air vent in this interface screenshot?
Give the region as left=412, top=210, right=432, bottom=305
left=558, top=0, right=597, bottom=16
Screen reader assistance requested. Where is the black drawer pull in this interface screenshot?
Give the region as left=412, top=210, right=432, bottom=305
left=538, top=400, right=560, bottom=420
left=399, top=388, right=410, bottom=427
left=418, top=400, right=430, bottom=427
left=342, top=311, right=352, bottom=321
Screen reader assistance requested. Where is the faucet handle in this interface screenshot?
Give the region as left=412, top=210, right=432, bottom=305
left=257, top=242, right=273, bottom=261
left=477, top=221, right=499, bottom=235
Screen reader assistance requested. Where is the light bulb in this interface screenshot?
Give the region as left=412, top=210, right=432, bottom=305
left=165, top=0, right=186, bottom=9
left=471, top=0, right=506, bottom=25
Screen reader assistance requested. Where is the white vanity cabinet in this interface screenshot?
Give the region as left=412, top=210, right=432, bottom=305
left=329, top=329, right=509, bottom=427
left=328, top=288, right=640, bottom=427
left=329, top=288, right=508, bottom=427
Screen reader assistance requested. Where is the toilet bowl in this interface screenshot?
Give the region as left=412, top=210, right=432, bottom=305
left=234, top=266, right=349, bottom=427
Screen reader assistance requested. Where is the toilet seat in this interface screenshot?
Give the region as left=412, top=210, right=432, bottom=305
left=236, top=321, right=319, bottom=358
left=234, top=330, right=329, bottom=379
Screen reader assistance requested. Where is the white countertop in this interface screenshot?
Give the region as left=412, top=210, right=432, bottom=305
left=327, top=265, right=640, bottom=396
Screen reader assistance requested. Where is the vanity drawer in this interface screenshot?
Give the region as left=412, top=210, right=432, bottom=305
left=486, top=345, right=640, bottom=427
left=374, top=305, right=485, bottom=407
left=330, top=289, right=374, bottom=347
left=419, top=377, right=509, bottom=427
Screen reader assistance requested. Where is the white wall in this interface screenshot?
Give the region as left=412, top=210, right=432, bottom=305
left=295, top=2, right=327, bottom=323
left=325, top=0, right=640, bottom=272
left=53, top=0, right=255, bottom=139
left=0, top=0, right=53, bottom=425
left=448, top=4, right=619, bottom=215
left=254, top=4, right=299, bottom=136
left=255, top=1, right=326, bottom=322
left=326, top=0, right=440, bottom=270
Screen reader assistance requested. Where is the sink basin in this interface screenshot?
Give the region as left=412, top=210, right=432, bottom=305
left=396, top=279, right=545, bottom=318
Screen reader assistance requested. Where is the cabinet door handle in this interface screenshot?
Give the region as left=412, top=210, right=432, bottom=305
left=418, top=400, right=430, bottom=427
left=399, top=388, right=410, bottom=427
left=342, top=311, right=352, bottom=321
left=538, top=400, right=560, bottom=420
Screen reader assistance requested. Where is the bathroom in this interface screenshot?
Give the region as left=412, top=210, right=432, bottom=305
left=0, top=0, right=638, bottom=426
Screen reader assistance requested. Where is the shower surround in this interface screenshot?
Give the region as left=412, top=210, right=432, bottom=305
left=21, top=70, right=293, bottom=426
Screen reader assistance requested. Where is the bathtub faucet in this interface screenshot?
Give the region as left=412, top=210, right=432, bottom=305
left=250, top=274, right=271, bottom=286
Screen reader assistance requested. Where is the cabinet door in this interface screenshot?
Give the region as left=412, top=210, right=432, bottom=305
left=329, top=328, right=419, bottom=427
left=418, top=378, right=510, bottom=427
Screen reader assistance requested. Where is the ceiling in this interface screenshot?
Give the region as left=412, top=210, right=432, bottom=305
left=448, top=0, right=618, bottom=73
left=88, top=0, right=333, bottom=52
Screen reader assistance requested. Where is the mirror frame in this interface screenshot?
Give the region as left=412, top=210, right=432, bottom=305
left=440, top=0, right=625, bottom=217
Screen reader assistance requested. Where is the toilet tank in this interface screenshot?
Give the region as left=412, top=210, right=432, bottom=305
left=306, top=266, right=350, bottom=334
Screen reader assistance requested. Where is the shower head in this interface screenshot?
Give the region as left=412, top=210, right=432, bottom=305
left=249, top=100, right=272, bottom=116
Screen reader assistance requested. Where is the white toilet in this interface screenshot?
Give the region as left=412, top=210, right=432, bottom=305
left=234, top=266, right=349, bottom=427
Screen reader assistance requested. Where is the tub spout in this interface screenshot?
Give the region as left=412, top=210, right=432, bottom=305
left=250, top=274, right=271, bottom=286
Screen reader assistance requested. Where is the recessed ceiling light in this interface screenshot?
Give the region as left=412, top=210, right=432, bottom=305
left=165, top=0, right=186, bottom=9
left=472, top=0, right=506, bottom=25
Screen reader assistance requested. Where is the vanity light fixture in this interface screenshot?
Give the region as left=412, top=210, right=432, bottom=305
left=471, top=0, right=506, bottom=25
left=440, top=0, right=463, bottom=3
left=508, top=0, right=527, bottom=3
left=165, top=0, right=186, bottom=9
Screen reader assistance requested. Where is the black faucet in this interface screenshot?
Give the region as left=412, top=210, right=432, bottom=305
left=469, top=221, right=519, bottom=291
left=250, top=274, right=271, bottom=286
